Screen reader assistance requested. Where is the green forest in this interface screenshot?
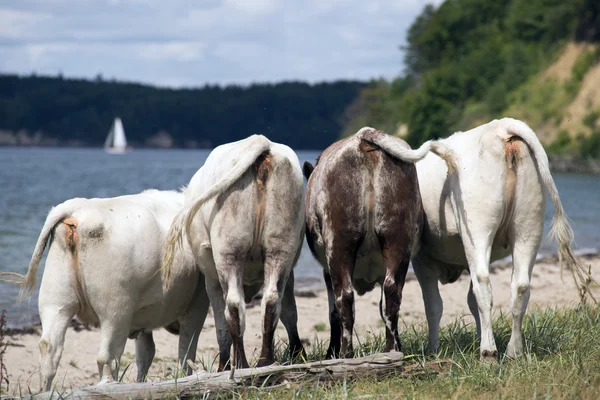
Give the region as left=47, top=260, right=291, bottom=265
left=1, top=0, right=599, bottom=155
left=343, top=0, right=600, bottom=158
left=0, top=75, right=363, bottom=150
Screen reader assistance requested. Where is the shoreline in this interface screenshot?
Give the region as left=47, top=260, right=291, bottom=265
left=548, top=155, right=600, bottom=174
left=2, top=253, right=599, bottom=393
left=1, top=146, right=599, bottom=175
left=3, top=248, right=599, bottom=334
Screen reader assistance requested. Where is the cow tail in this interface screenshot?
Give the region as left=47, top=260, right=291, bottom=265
left=357, top=127, right=459, bottom=174
left=0, top=203, right=75, bottom=302
left=163, top=135, right=271, bottom=286
left=501, top=118, right=597, bottom=304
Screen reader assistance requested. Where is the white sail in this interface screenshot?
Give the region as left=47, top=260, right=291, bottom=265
left=112, top=118, right=127, bottom=149
left=103, top=125, right=114, bottom=149
left=104, top=117, right=129, bottom=154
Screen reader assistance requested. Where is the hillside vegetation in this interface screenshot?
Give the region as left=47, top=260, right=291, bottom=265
left=342, top=0, right=600, bottom=159
left=0, top=75, right=364, bottom=150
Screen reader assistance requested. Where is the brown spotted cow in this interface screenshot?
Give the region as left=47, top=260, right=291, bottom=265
left=303, top=127, right=455, bottom=358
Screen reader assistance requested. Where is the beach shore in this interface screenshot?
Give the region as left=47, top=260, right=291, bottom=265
left=3, top=253, right=599, bottom=394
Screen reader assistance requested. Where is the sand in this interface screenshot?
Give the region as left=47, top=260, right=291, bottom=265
left=3, top=254, right=599, bottom=394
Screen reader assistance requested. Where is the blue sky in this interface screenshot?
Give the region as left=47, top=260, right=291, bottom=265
left=0, top=0, right=442, bottom=87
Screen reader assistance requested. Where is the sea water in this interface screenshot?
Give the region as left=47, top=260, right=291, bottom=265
left=0, top=147, right=598, bottom=328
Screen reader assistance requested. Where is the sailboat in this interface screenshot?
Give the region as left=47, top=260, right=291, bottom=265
left=104, top=117, right=130, bottom=154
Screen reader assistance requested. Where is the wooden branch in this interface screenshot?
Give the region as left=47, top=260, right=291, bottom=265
left=2, top=352, right=433, bottom=400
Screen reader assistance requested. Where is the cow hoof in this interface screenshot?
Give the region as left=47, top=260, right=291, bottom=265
left=480, top=350, right=499, bottom=366
left=505, top=343, right=524, bottom=360
left=325, top=347, right=339, bottom=360
left=290, top=345, right=306, bottom=362
left=256, top=359, right=276, bottom=368
left=427, top=343, right=440, bottom=355
left=97, top=377, right=115, bottom=385
left=384, top=343, right=402, bottom=353
left=261, top=361, right=280, bottom=368
left=505, top=349, right=523, bottom=360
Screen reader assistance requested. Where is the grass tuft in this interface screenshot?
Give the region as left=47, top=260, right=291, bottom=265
left=230, top=306, right=600, bottom=399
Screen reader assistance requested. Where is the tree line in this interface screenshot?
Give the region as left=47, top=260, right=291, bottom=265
left=2, top=0, right=598, bottom=154
left=0, top=74, right=364, bottom=150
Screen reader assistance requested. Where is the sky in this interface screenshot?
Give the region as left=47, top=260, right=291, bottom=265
left=0, top=0, right=443, bottom=88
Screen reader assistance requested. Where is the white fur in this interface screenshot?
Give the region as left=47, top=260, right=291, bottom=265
left=0, top=189, right=209, bottom=389
left=164, top=134, right=305, bottom=368
left=357, top=126, right=458, bottom=170
left=413, top=117, right=591, bottom=360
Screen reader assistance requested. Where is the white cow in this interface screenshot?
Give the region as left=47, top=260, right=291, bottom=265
left=164, top=135, right=305, bottom=370
left=0, top=189, right=209, bottom=390
left=412, top=118, right=592, bottom=361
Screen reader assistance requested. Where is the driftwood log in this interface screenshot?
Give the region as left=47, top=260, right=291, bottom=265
left=0, top=352, right=451, bottom=400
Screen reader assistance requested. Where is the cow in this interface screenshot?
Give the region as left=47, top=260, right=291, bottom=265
left=163, top=134, right=305, bottom=370
left=302, top=127, right=456, bottom=358
left=412, top=117, right=594, bottom=362
left=0, top=189, right=209, bottom=390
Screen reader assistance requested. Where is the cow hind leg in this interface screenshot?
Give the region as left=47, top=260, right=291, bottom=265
left=278, top=270, right=305, bottom=362
left=206, top=277, right=233, bottom=371
left=327, top=249, right=356, bottom=358
left=379, top=243, right=411, bottom=352
left=178, top=274, right=211, bottom=375
left=220, top=263, right=249, bottom=369
left=412, top=253, right=443, bottom=353
left=135, top=331, right=155, bottom=382
left=97, top=319, right=131, bottom=383
left=467, top=281, right=482, bottom=341
left=505, top=239, right=538, bottom=359
left=505, top=150, right=544, bottom=359
left=323, top=270, right=341, bottom=359
left=464, top=239, right=497, bottom=362
left=38, top=305, right=76, bottom=391
left=257, top=252, right=293, bottom=367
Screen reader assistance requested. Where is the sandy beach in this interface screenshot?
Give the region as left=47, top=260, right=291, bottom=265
left=3, top=253, right=599, bottom=394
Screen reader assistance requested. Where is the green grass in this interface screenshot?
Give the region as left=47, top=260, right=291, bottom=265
left=548, top=109, right=600, bottom=158
left=505, top=78, right=576, bottom=130
left=572, top=47, right=600, bottom=84
left=213, top=306, right=600, bottom=399
left=313, top=323, right=327, bottom=332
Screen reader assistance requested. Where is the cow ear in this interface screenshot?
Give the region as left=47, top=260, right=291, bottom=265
left=303, top=161, right=314, bottom=179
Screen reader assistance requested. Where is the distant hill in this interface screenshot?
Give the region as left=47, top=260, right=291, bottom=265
left=505, top=42, right=600, bottom=159
left=0, top=74, right=365, bottom=150
left=342, top=0, right=600, bottom=159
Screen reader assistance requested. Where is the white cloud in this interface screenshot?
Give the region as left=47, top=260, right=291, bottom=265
left=0, top=0, right=442, bottom=86
left=138, top=41, right=206, bottom=62
left=213, top=41, right=270, bottom=62
left=0, top=8, right=51, bottom=39
left=24, top=43, right=72, bottom=66
left=223, top=0, right=279, bottom=16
